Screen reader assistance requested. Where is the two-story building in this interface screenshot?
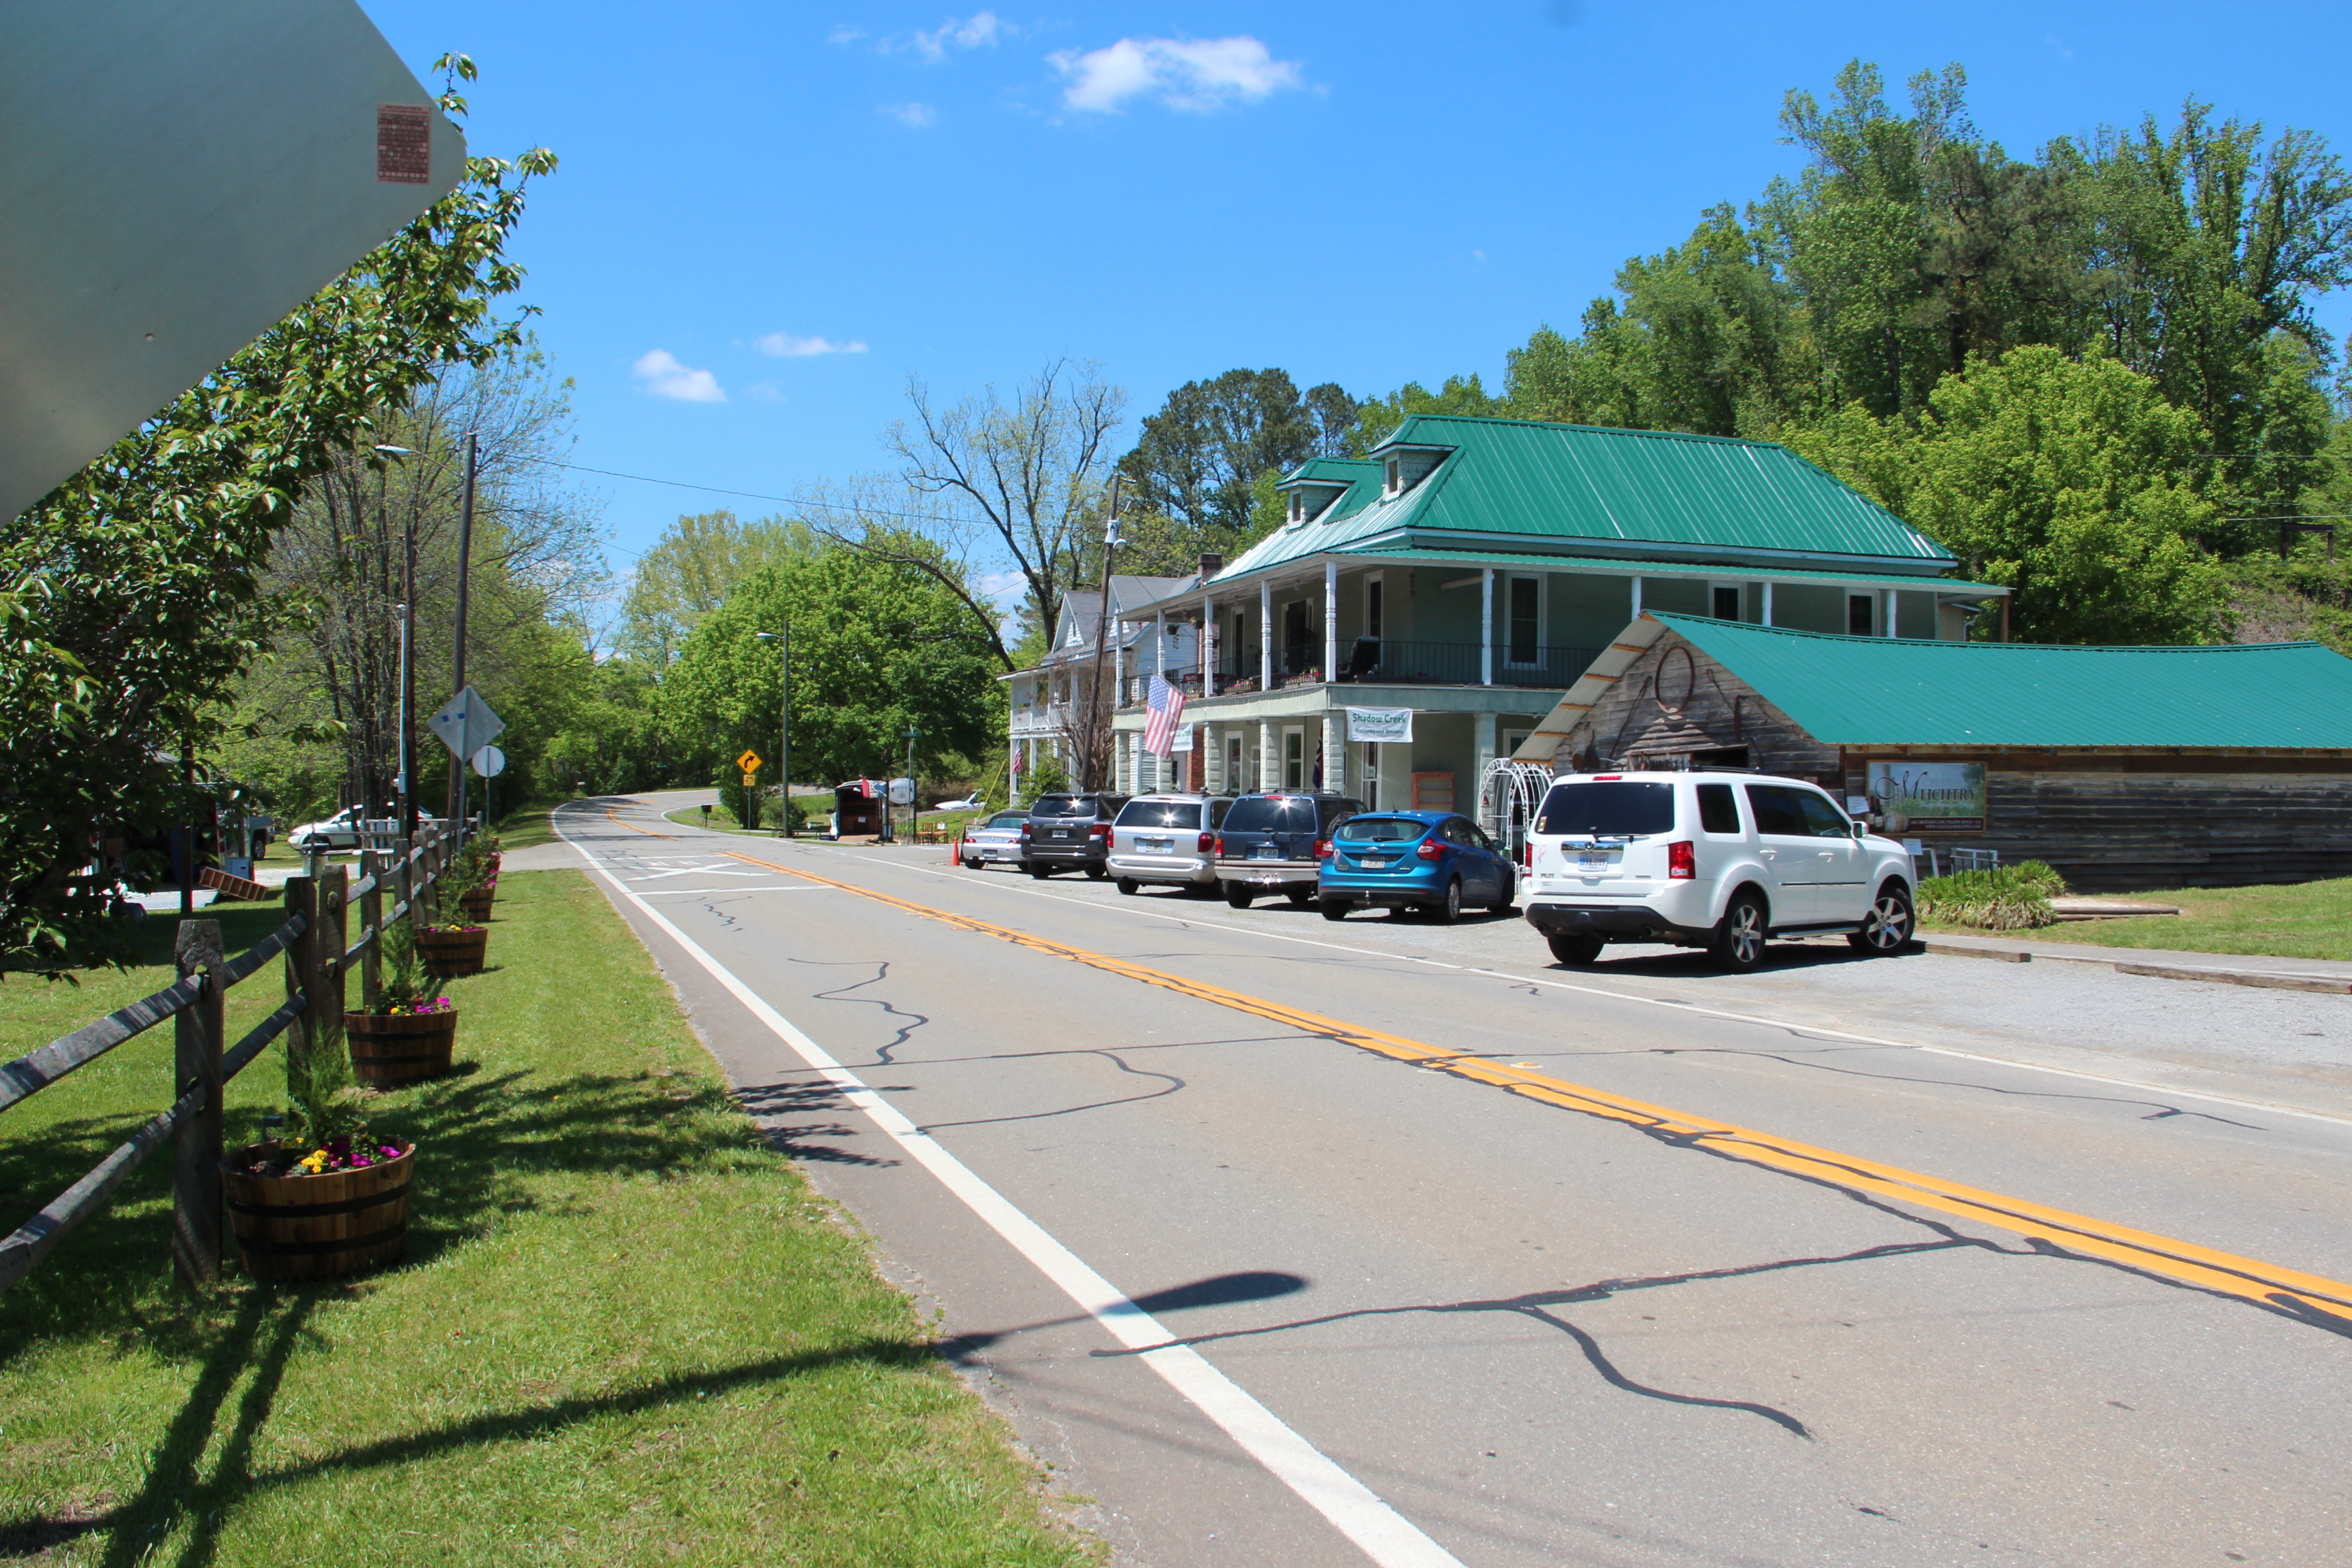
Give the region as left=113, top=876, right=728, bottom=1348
left=1085, top=414, right=2008, bottom=818
left=1004, top=574, right=1199, bottom=794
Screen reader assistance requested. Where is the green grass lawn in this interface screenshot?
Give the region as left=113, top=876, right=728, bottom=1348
left=1918, top=875, right=2352, bottom=963
left=0, top=871, right=1098, bottom=1566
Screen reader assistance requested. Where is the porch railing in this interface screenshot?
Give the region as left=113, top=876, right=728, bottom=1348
left=1143, top=640, right=1604, bottom=700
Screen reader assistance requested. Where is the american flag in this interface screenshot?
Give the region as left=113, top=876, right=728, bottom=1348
left=1144, top=672, right=1186, bottom=757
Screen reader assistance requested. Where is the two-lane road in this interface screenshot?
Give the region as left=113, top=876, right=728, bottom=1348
left=547, top=795, right=2352, bottom=1567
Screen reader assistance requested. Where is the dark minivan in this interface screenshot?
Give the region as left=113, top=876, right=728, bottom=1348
left=1022, top=792, right=1130, bottom=877
left=1214, top=791, right=1365, bottom=907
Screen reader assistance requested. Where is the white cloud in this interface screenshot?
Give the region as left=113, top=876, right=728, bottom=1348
left=1049, top=35, right=1303, bottom=114
left=881, top=100, right=938, bottom=129
left=745, top=381, right=785, bottom=402
left=977, top=570, right=1028, bottom=612
left=753, top=332, right=869, bottom=358
left=827, top=24, right=864, bottom=44
left=630, top=348, right=725, bottom=403
left=887, top=11, right=1009, bottom=63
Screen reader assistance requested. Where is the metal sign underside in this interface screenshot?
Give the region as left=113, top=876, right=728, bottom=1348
left=1, top=1, right=466, bottom=521
left=428, top=685, right=505, bottom=762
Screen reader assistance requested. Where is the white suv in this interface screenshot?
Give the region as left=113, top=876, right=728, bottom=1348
left=1521, top=770, right=1916, bottom=972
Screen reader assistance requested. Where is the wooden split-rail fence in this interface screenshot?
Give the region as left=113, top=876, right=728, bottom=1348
left=0, top=824, right=463, bottom=1293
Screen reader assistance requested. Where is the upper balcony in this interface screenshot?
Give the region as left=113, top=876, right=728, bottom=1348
left=1115, top=640, right=1602, bottom=708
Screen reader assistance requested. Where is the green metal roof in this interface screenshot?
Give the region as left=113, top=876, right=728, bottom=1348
left=1654, top=612, right=2352, bottom=749
left=1277, top=457, right=1382, bottom=493
left=1215, top=414, right=1953, bottom=587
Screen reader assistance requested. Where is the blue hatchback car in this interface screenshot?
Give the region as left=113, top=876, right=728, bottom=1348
left=1316, top=811, right=1517, bottom=924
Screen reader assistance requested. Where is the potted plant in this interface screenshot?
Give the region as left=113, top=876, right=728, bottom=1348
left=345, top=918, right=457, bottom=1085
left=415, top=865, right=489, bottom=977
left=453, top=837, right=498, bottom=921
left=220, top=1028, right=413, bottom=1280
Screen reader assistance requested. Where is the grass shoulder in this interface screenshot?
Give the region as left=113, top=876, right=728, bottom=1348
left=0, top=869, right=1099, bottom=1565
left=1918, top=875, right=2352, bottom=963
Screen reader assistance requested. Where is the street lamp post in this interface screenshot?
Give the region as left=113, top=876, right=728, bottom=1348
left=446, top=431, right=478, bottom=845
left=754, top=626, right=790, bottom=837
left=374, top=444, right=417, bottom=857
left=903, top=723, right=921, bottom=846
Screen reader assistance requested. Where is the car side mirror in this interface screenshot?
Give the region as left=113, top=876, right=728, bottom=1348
left=1852, top=821, right=1865, bottom=839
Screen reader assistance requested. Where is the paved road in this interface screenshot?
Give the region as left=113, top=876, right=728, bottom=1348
left=544, top=795, right=2352, bottom=1568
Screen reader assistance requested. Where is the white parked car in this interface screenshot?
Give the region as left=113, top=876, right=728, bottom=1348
left=288, top=804, right=366, bottom=851
left=1521, top=770, right=1916, bottom=972
left=958, top=809, right=1031, bottom=870
left=1107, top=793, right=1232, bottom=896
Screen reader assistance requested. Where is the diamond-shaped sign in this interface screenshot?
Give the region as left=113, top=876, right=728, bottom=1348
left=429, top=685, right=504, bottom=762
left=736, top=749, right=762, bottom=773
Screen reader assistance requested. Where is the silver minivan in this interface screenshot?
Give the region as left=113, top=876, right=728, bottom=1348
left=1107, top=794, right=1232, bottom=895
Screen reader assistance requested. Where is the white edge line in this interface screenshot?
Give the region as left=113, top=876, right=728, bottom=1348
left=551, top=807, right=1463, bottom=1568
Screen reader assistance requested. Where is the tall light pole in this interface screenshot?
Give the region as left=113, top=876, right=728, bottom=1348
left=445, top=431, right=478, bottom=840
left=903, top=722, right=921, bottom=845
left=755, top=627, right=791, bottom=837
left=1081, top=474, right=1123, bottom=791
left=374, top=444, right=416, bottom=854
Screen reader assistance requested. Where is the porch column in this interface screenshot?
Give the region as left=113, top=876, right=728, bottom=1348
left=1884, top=587, right=1899, bottom=637
left=1260, top=579, right=1273, bottom=691
left=1155, top=610, right=1167, bottom=680
left=1481, top=568, right=1494, bottom=686
left=1324, top=559, right=1338, bottom=682
left=1205, top=723, right=1222, bottom=793
left=1475, top=712, right=1499, bottom=834
left=1761, top=581, right=1774, bottom=627
left=1323, top=712, right=1344, bottom=795
left=1199, top=595, right=1213, bottom=689
left=1629, top=575, right=1643, bottom=619
left=1259, top=720, right=1279, bottom=791
left=1113, top=617, right=1126, bottom=710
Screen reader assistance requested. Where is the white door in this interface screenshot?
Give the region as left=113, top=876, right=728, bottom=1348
left=1795, top=788, right=1865, bottom=921
left=1741, top=783, right=1820, bottom=924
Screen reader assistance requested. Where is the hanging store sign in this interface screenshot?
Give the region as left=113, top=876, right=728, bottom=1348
left=1347, top=707, right=1414, bottom=742
left=1867, top=761, right=1986, bottom=835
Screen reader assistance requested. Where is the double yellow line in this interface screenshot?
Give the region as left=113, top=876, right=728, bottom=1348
left=725, top=849, right=2352, bottom=1330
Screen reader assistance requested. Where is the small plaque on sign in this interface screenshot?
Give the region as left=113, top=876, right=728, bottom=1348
left=376, top=104, right=431, bottom=184
left=742, top=772, right=758, bottom=787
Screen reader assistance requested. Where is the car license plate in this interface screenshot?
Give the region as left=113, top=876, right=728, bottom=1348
left=1139, top=836, right=1173, bottom=854
left=1578, top=852, right=1612, bottom=868
left=1360, top=856, right=1390, bottom=868
left=1252, top=845, right=1281, bottom=861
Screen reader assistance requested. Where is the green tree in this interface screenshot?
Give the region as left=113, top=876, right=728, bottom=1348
left=1345, top=374, right=1507, bottom=455
left=617, top=509, right=819, bottom=672
left=660, top=539, right=1003, bottom=791
left=1788, top=347, right=2227, bottom=643
left=1118, top=368, right=1322, bottom=540
left=1, top=61, right=553, bottom=970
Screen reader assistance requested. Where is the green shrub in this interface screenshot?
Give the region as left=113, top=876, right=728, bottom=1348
left=1918, top=862, right=2068, bottom=930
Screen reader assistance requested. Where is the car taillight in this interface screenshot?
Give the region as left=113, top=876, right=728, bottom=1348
left=1520, top=838, right=1531, bottom=869
left=1416, top=838, right=1443, bottom=861
left=1316, top=838, right=1332, bottom=860
left=1019, top=823, right=1032, bottom=840
left=1214, top=835, right=1226, bottom=856
left=1197, top=832, right=1215, bottom=852
left=1090, top=823, right=1109, bottom=840
left=1668, top=840, right=1695, bottom=879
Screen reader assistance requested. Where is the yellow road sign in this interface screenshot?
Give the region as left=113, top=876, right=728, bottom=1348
left=736, top=749, right=762, bottom=773
left=742, top=772, right=758, bottom=787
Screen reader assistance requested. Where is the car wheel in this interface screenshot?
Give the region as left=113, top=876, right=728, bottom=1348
left=962, top=855, right=981, bottom=870
left=1224, top=884, right=1254, bottom=909
left=1547, top=933, right=1605, bottom=966
left=1116, top=877, right=1139, bottom=896
left=1711, top=891, right=1768, bottom=973
left=1849, top=883, right=1914, bottom=955
left=1028, top=866, right=1051, bottom=879
left=1490, top=879, right=1516, bottom=916
left=1085, top=864, right=1107, bottom=879
left=1286, top=886, right=1315, bottom=909
left=1433, top=877, right=1463, bottom=925
left=1319, top=898, right=1350, bottom=921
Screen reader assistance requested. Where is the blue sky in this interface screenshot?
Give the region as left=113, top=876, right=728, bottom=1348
left=370, top=2, right=2352, bottom=593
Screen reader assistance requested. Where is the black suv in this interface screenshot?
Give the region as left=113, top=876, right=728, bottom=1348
left=1214, top=791, right=1365, bottom=908
left=1022, top=792, right=1130, bottom=878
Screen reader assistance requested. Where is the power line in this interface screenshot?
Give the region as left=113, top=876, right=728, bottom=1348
left=525, top=456, right=970, bottom=529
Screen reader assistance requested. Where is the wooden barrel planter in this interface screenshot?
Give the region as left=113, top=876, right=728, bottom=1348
left=416, top=926, right=487, bottom=977
left=344, top=1009, right=457, bottom=1085
left=220, top=1141, right=415, bottom=1281
left=458, top=885, right=495, bottom=921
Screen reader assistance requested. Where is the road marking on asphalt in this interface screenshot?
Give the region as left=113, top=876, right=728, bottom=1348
left=847, top=853, right=2352, bottom=1131
left=603, top=806, right=676, bottom=838
left=551, top=815, right=1463, bottom=1568
left=723, top=848, right=2352, bottom=1330
left=634, top=885, right=827, bottom=897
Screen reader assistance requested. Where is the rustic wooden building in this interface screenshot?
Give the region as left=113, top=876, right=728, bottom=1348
left=1513, top=612, right=2352, bottom=892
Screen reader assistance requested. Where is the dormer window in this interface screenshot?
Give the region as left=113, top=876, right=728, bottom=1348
left=1385, top=458, right=1400, bottom=494
left=1288, top=491, right=1303, bottom=524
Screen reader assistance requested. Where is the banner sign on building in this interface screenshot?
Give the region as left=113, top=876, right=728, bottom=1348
left=1171, top=724, right=1193, bottom=753
left=1347, top=707, right=1414, bottom=742
left=1867, top=761, right=1986, bottom=834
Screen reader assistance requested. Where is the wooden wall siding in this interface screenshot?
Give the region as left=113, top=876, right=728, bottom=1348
left=1962, top=770, right=2352, bottom=892
left=1548, top=633, right=1841, bottom=784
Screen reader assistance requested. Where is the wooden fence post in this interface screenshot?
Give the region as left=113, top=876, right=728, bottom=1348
left=358, top=849, right=382, bottom=1008
left=318, top=864, right=348, bottom=1064
left=172, top=919, right=225, bottom=1287
left=284, top=877, right=317, bottom=1089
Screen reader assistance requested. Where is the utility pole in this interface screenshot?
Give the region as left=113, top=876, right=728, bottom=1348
left=756, top=626, right=791, bottom=837
left=446, top=431, right=476, bottom=843
left=374, top=444, right=417, bottom=858
left=904, top=723, right=921, bottom=845
left=1081, top=474, right=1122, bottom=791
